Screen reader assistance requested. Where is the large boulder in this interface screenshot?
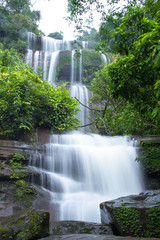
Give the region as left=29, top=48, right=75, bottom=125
left=100, top=190, right=160, bottom=238
left=0, top=208, right=49, bottom=240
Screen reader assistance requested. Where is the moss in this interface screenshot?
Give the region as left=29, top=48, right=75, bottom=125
left=113, top=207, right=142, bottom=237
left=0, top=209, right=49, bottom=240
left=14, top=180, right=36, bottom=208
left=111, top=205, right=160, bottom=238
left=144, top=206, right=160, bottom=237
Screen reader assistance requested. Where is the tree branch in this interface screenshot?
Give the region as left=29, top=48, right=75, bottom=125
left=75, top=97, right=101, bottom=111
left=79, top=122, right=94, bottom=128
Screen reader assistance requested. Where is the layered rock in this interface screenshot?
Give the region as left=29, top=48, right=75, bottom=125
left=100, top=190, right=160, bottom=238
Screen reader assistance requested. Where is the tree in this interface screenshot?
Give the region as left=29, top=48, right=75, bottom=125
left=89, top=66, right=147, bottom=135
left=0, top=0, right=42, bottom=53
left=112, top=5, right=155, bottom=55
left=106, top=7, right=160, bottom=133
left=48, top=32, right=63, bottom=40
left=0, top=48, right=80, bottom=140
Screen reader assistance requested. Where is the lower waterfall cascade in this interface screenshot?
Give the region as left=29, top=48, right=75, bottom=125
left=26, top=32, right=144, bottom=223
left=29, top=133, right=144, bottom=223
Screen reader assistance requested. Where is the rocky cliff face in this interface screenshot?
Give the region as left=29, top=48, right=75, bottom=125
left=0, top=131, right=50, bottom=239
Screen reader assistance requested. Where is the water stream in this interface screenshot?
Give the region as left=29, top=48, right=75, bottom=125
left=27, top=33, right=144, bottom=223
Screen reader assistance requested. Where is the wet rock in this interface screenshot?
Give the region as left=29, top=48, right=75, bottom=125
left=39, top=234, right=159, bottom=240
left=0, top=208, right=49, bottom=240
left=51, top=220, right=113, bottom=235
left=100, top=190, right=160, bottom=238
left=0, top=180, right=38, bottom=217
left=0, top=165, right=13, bottom=180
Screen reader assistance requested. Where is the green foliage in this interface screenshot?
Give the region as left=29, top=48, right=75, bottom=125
left=0, top=48, right=80, bottom=140
left=8, top=153, right=25, bottom=170
left=82, top=49, right=102, bottom=84
left=15, top=180, right=36, bottom=199
left=112, top=5, right=155, bottom=55
left=48, top=32, right=63, bottom=40
left=7, top=153, right=27, bottom=179
left=8, top=153, right=25, bottom=163
left=98, top=14, right=121, bottom=53
left=68, top=1, right=160, bottom=136
left=0, top=0, right=42, bottom=53
left=107, top=9, right=160, bottom=131
left=9, top=159, right=23, bottom=170
left=90, top=66, right=149, bottom=135
left=77, top=28, right=100, bottom=49
left=90, top=6, right=160, bottom=135
left=136, top=141, right=160, bottom=176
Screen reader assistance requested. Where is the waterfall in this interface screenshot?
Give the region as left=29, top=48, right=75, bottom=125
left=26, top=32, right=144, bottom=223
left=29, top=134, right=143, bottom=223
left=27, top=32, right=37, bottom=50
left=33, top=51, right=39, bottom=72
left=79, top=49, right=82, bottom=84
left=26, top=33, right=88, bottom=84
left=71, top=50, right=76, bottom=84
left=70, top=85, right=89, bottom=128
left=48, top=51, right=59, bottom=83
left=101, top=53, right=107, bottom=66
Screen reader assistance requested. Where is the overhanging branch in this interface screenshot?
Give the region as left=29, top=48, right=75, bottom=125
left=75, top=97, right=101, bottom=111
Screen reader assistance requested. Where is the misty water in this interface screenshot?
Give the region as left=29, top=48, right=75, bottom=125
left=27, top=33, right=144, bottom=223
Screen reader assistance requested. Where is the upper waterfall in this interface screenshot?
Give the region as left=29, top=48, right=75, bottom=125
left=25, top=32, right=102, bottom=128
left=25, top=32, right=102, bottom=85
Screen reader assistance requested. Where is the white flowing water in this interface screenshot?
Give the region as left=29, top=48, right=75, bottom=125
left=25, top=33, right=88, bottom=84
left=71, top=50, right=76, bottom=84
left=27, top=32, right=144, bottom=223
left=79, top=49, right=83, bottom=84
left=70, top=85, right=89, bottom=128
left=29, top=133, right=143, bottom=223
left=48, top=51, right=59, bottom=83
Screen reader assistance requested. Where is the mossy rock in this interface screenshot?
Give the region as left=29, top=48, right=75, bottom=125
left=51, top=220, right=113, bottom=235
left=100, top=190, right=160, bottom=238
left=0, top=208, right=49, bottom=240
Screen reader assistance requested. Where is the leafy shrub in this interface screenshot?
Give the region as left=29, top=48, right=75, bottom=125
left=137, top=141, right=160, bottom=176
left=0, top=48, right=80, bottom=140
left=8, top=153, right=25, bottom=170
